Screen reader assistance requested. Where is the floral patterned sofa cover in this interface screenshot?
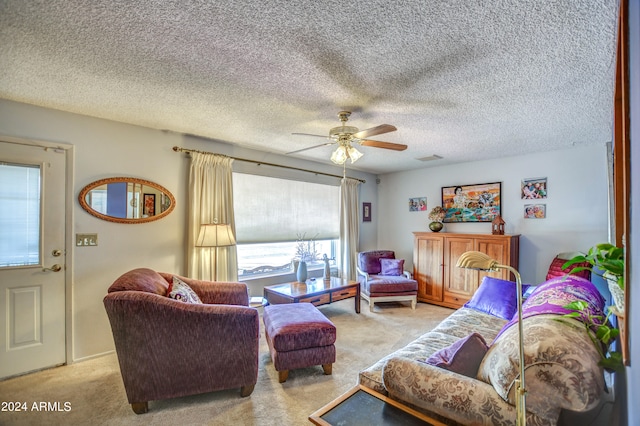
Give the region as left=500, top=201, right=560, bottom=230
left=358, top=275, right=607, bottom=426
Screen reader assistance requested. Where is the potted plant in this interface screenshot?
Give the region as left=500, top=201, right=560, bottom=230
left=562, top=243, right=625, bottom=312
left=428, top=206, right=446, bottom=232
left=561, top=300, right=623, bottom=372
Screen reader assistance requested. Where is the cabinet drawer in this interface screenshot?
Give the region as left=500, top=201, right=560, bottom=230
left=331, top=287, right=358, bottom=302
left=443, top=293, right=469, bottom=307
left=299, top=293, right=331, bottom=306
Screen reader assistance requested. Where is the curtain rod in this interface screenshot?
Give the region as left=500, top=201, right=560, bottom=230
left=172, top=146, right=366, bottom=183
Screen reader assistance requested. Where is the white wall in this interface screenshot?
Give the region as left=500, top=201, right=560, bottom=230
left=0, top=99, right=377, bottom=361
left=376, top=145, right=610, bottom=284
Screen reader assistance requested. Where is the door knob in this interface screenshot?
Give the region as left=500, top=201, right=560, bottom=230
left=43, top=264, right=62, bottom=272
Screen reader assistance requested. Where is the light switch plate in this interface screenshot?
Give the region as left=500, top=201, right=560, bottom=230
left=76, top=233, right=98, bottom=246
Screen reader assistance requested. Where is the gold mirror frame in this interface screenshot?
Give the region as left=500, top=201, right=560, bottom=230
left=78, top=177, right=176, bottom=224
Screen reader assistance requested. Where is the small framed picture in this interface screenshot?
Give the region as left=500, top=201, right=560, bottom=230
left=524, top=204, right=546, bottom=219
left=409, top=197, right=427, bottom=212
left=363, top=202, right=372, bottom=222
left=143, top=193, right=156, bottom=216
left=521, top=177, right=547, bottom=199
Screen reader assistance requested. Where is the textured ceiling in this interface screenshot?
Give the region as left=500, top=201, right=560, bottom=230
left=0, top=1, right=620, bottom=174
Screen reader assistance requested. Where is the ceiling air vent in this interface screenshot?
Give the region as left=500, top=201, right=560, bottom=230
left=416, top=155, right=443, bottom=162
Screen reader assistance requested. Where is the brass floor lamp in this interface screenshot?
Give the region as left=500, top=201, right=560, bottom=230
left=196, top=220, right=236, bottom=281
left=456, top=251, right=527, bottom=426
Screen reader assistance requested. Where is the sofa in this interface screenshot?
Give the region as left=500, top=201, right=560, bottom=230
left=104, top=268, right=259, bottom=413
left=359, top=275, right=608, bottom=426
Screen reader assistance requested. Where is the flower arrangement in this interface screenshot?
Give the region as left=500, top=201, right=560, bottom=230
left=428, top=206, right=446, bottom=223
left=294, top=233, right=319, bottom=263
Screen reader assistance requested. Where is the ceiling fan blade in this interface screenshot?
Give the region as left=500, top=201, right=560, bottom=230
left=291, top=132, right=330, bottom=139
left=286, top=141, right=335, bottom=155
left=360, top=139, right=408, bottom=151
left=352, top=124, right=397, bottom=139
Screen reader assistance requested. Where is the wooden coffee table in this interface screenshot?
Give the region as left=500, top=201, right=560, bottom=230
left=263, top=277, right=360, bottom=313
left=309, top=385, right=446, bottom=425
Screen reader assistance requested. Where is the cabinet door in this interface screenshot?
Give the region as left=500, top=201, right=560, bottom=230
left=476, top=238, right=512, bottom=282
left=414, top=235, right=443, bottom=302
left=443, top=236, right=476, bottom=304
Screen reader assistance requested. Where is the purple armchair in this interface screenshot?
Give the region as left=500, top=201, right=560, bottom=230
left=356, top=250, right=418, bottom=312
left=103, top=268, right=259, bottom=414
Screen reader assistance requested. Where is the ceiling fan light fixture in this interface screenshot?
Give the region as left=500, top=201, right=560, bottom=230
left=331, top=146, right=348, bottom=165
left=347, top=146, right=363, bottom=163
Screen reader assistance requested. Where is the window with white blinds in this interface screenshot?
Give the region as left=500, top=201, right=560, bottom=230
left=233, top=172, right=340, bottom=278
left=0, top=163, right=41, bottom=267
left=233, top=173, right=340, bottom=244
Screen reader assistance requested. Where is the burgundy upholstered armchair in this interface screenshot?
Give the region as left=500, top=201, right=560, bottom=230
left=356, top=250, right=418, bottom=312
left=103, top=268, right=259, bottom=414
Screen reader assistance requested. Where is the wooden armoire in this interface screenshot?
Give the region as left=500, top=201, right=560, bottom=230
left=413, top=232, right=520, bottom=309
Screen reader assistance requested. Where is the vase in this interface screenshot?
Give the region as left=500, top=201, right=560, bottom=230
left=606, top=276, right=625, bottom=313
left=429, top=221, right=443, bottom=232
left=296, top=260, right=308, bottom=282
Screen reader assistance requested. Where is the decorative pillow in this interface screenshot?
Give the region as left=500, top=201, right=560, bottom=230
left=546, top=256, right=591, bottom=280
left=167, top=276, right=203, bottom=304
left=492, top=275, right=605, bottom=342
left=424, top=332, right=488, bottom=377
left=477, top=314, right=605, bottom=418
left=463, top=276, right=530, bottom=320
left=380, top=258, right=404, bottom=276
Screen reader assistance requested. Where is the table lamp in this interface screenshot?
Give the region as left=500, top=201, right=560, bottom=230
left=456, top=251, right=527, bottom=426
left=196, top=219, right=236, bottom=281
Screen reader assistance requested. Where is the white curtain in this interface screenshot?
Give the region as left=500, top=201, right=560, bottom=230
left=188, top=152, right=238, bottom=281
left=340, top=178, right=360, bottom=280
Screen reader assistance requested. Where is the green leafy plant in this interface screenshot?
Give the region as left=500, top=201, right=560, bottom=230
left=561, top=300, right=623, bottom=372
left=562, top=243, right=624, bottom=289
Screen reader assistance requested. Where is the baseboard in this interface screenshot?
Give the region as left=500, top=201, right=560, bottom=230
left=72, top=350, right=115, bottom=363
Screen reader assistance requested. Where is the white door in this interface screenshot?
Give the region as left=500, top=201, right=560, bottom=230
left=0, top=140, right=67, bottom=379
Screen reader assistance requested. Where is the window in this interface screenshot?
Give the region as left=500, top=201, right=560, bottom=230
left=233, top=173, right=340, bottom=278
left=0, top=163, right=41, bottom=267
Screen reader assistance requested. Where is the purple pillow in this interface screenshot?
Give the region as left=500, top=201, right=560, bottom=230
left=380, top=258, right=404, bottom=276
left=464, top=276, right=530, bottom=320
left=425, top=333, right=488, bottom=377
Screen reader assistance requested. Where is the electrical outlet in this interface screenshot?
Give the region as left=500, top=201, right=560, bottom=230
left=76, top=233, right=98, bottom=246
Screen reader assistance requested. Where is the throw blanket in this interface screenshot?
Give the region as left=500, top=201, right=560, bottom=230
left=493, top=276, right=606, bottom=342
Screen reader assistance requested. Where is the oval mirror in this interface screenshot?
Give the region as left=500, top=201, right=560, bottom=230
left=78, top=177, right=176, bottom=224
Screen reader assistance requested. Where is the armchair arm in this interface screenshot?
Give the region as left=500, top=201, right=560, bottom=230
left=356, top=265, right=369, bottom=281
left=104, top=291, right=259, bottom=403
left=160, top=272, right=249, bottom=306
left=382, top=356, right=529, bottom=426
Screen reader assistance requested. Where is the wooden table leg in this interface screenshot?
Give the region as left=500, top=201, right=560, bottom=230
left=355, top=284, right=361, bottom=314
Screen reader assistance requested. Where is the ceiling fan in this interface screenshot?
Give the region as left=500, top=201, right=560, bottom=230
left=287, top=111, right=407, bottom=165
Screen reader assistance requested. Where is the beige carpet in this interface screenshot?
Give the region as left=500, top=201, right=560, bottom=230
left=0, top=301, right=453, bottom=426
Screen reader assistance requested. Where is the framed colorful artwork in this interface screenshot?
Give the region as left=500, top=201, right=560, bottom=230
left=441, top=182, right=501, bottom=222
left=521, top=177, right=547, bottom=199
left=409, top=197, right=427, bottom=212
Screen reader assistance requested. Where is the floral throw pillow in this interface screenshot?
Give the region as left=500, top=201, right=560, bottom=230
left=167, top=276, right=203, bottom=304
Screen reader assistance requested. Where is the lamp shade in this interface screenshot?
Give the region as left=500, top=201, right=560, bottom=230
left=196, top=222, right=236, bottom=247
left=455, top=251, right=499, bottom=271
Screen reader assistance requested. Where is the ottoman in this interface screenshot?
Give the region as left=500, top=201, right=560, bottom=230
left=263, top=303, right=336, bottom=383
